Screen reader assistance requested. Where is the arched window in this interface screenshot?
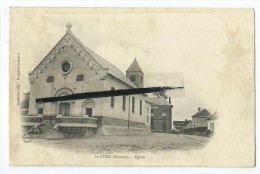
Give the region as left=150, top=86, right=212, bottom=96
left=59, top=92, right=69, bottom=96
left=147, top=107, right=149, bottom=123
left=85, top=102, right=94, bottom=117
left=122, top=95, right=126, bottom=110
left=54, top=88, right=73, bottom=97
left=130, top=75, right=136, bottom=82
left=132, top=97, right=135, bottom=113
left=37, top=102, right=44, bottom=115
left=110, top=87, right=115, bottom=107
left=140, top=100, right=142, bottom=115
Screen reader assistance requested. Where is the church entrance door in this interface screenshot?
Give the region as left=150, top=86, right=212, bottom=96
left=59, top=102, right=70, bottom=116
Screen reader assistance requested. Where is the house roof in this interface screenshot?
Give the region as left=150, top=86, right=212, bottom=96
left=192, top=109, right=212, bottom=117
left=147, top=97, right=172, bottom=106
left=30, top=26, right=137, bottom=89
left=126, top=58, right=144, bottom=74
left=173, top=120, right=191, bottom=127
left=145, top=99, right=153, bottom=104
left=207, top=115, right=216, bottom=120
left=207, top=112, right=217, bottom=120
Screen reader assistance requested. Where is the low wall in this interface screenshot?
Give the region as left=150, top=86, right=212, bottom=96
left=96, top=125, right=150, bottom=136
left=184, top=127, right=208, bottom=133
left=56, top=116, right=98, bottom=124
left=21, top=115, right=43, bottom=123
left=58, top=127, right=97, bottom=137
left=94, top=116, right=145, bottom=128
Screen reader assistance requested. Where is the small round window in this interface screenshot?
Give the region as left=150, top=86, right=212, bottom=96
left=60, top=60, right=72, bottom=74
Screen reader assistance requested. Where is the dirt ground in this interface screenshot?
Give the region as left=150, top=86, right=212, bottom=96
left=32, top=133, right=212, bottom=153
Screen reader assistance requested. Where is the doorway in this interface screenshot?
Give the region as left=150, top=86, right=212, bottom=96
left=162, top=120, right=166, bottom=131
left=86, top=108, right=93, bottom=117
left=151, top=119, right=154, bottom=129
left=85, top=101, right=94, bottom=117
left=162, top=123, right=166, bottom=131
left=59, top=102, right=70, bottom=116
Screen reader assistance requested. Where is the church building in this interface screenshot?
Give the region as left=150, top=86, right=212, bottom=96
left=26, top=24, right=151, bottom=135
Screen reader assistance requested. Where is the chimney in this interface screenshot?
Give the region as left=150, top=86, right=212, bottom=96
left=168, top=97, right=171, bottom=104
left=198, top=107, right=201, bottom=112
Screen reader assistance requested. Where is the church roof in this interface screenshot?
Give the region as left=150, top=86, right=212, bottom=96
left=126, top=58, right=144, bottom=74
left=30, top=25, right=136, bottom=88
left=147, top=97, right=172, bottom=106
left=69, top=32, right=136, bottom=88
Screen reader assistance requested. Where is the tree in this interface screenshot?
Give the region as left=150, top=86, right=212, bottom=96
left=153, top=88, right=168, bottom=99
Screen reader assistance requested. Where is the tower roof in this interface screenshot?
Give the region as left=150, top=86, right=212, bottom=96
left=126, top=58, right=144, bottom=74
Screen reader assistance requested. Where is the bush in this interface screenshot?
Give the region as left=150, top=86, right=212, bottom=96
left=172, top=130, right=179, bottom=134
left=205, top=130, right=213, bottom=136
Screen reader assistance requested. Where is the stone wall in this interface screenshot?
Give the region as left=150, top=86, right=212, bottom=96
left=95, top=116, right=145, bottom=128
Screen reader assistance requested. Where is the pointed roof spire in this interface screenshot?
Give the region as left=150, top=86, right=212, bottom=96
left=126, top=58, right=144, bottom=74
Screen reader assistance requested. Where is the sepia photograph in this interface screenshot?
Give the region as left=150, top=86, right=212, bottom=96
left=7, top=7, right=255, bottom=167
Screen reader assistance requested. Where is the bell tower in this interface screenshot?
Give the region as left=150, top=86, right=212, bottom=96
left=126, top=58, right=144, bottom=88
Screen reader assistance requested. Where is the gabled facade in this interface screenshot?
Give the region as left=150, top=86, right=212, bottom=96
left=191, top=108, right=212, bottom=128
left=183, top=108, right=213, bottom=133
left=26, top=24, right=150, bottom=134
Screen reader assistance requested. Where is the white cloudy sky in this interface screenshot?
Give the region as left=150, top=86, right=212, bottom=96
left=10, top=8, right=254, bottom=120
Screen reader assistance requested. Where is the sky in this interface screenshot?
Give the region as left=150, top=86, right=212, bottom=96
left=10, top=8, right=254, bottom=120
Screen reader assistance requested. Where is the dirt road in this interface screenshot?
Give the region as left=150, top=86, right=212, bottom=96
left=32, top=133, right=212, bottom=153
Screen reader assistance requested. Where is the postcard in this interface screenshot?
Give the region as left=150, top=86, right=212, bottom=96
left=9, top=8, right=255, bottom=167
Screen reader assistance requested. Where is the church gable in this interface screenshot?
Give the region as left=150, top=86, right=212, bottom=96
left=28, top=24, right=107, bottom=84
left=29, top=23, right=136, bottom=90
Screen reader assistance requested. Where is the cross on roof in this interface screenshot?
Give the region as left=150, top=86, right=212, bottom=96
left=66, top=23, right=72, bottom=32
